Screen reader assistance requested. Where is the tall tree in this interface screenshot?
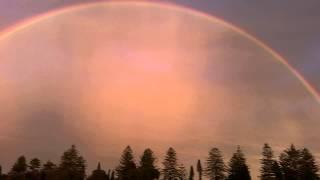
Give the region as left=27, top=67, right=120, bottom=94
left=279, top=144, right=300, bottom=180
left=9, top=156, right=28, bottom=180
left=178, top=164, right=187, bottom=180
left=299, top=148, right=319, bottom=180
left=162, top=147, right=181, bottom=180
left=271, top=161, right=283, bottom=180
left=29, top=158, right=41, bottom=171
left=138, top=148, right=160, bottom=180
left=197, top=160, right=203, bottom=180
left=205, top=147, right=226, bottom=180
left=260, top=144, right=281, bottom=180
left=11, top=156, right=28, bottom=173
left=116, top=146, right=137, bottom=180
left=226, top=146, right=251, bottom=180
left=59, top=145, right=86, bottom=180
left=189, top=166, right=195, bottom=180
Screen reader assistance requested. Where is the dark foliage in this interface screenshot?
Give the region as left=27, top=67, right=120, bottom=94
left=226, top=146, right=251, bottom=180
left=115, top=146, right=137, bottom=180
left=196, top=160, right=203, bottom=180
left=0, top=143, right=319, bottom=180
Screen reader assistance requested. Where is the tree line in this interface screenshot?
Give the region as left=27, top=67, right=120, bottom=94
left=0, top=143, right=319, bottom=180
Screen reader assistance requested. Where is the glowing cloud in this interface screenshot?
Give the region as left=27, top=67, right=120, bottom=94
left=0, top=2, right=319, bottom=178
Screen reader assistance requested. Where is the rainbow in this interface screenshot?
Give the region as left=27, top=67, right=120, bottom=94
left=0, top=1, right=319, bottom=103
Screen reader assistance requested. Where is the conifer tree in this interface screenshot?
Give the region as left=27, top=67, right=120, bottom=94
left=87, top=162, right=108, bottom=180
left=179, top=164, right=187, bottom=180
left=41, top=161, right=58, bottom=180
left=138, top=148, right=160, bottom=180
left=29, top=158, right=41, bottom=171
left=9, top=156, right=28, bottom=180
left=226, top=146, right=251, bottom=180
left=12, top=156, right=28, bottom=173
left=197, top=160, right=203, bottom=180
left=279, top=144, right=300, bottom=180
left=162, top=147, right=181, bottom=180
left=42, top=161, right=57, bottom=171
left=271, top=161, right=283, bottom=180
left=59, top=145, right=86, bottom=180
left=116, top=146, right=137, bottom=180
left=189, top=166, right=195, bottom=180
left=299, top=148, right=319, bottom=180
left=205, top=147, right=226, bottom=180
left=260, top=144, right=280, bottom=180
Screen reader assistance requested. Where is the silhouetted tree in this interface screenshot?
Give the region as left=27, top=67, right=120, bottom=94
left=2, top=144, right=320, bottom=180
left=279, top=144, right=300, bottom=180
left=138, top=148, right=160, bottom=180
left=226, top=146, right=251, bottom=180
left=59, top=145, right=86, bottom=180
left=12, top=156, right=28, bottom=173
left=178, top=164, right=187, bottom=180
left=116, top=146, right=137, bottom=180
left=299, top=148, right=319, bottom=180
left=8, top=156, right=28, bottom=180
left=87, top=163, right=108, bottom=180
left=162, top=147, right=182, bottom=180
left=189, top=166, right=194, bottom=180
left=40, top=161, right=58, bottom=180
left=29, top=158, right=41, bottom=171
left=271, top=161, right=283, bottom=180
left=260, top=144, right=280, bottom=180
left=42, top=161, right=57, bottom=171
left=205, top=147, right=226, bottom=180
left=197, top=160, right=203, bottom=180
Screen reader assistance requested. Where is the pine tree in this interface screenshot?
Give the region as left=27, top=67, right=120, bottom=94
left=138, top=148, right=160, bottom=180
left=178, top=164, right=187, bottom=180
left=87, top=162, right=108, bottom=180
left=260, top=144, right=280, bottom=180
left=12, top=156, right=28, bottom=173
left=197, top=160, right=203, bottom=180
left=271, top=161, right=283, bottom=180
left=205, top=147, right=226, bottom=180
left=279, top=144, right=300, bottom=180
left=189, top=166, right=195, bottom=180
left=226, top=146, right=251, bottom=180
left=59, top=145, right=86, bottom=180
left=116, top=146, right=137, bottom=180
left=299, top=148, right=319, bottom=180
left=162, top=147, right=181, bottom=180
left=29, top=158, right=41, bottom=171
left=41, top=161, right=58, bottom=180
left=42, top=161, right=57, bottom=171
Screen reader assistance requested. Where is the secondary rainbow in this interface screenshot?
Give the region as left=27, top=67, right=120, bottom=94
left=0, top=1, right=319, bottom=104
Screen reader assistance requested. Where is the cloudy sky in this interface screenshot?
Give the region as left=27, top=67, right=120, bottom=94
left=1, top=0, right=319, bottom=92
left=0, top=1, right=319, bottom=179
